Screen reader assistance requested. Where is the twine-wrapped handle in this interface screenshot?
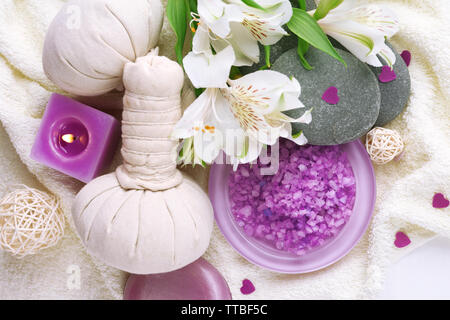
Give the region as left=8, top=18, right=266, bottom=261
left=115, top=50, right=185, bottom=191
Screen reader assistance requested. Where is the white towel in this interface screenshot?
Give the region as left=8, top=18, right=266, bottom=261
left=0, top=0, right=448, bottom=299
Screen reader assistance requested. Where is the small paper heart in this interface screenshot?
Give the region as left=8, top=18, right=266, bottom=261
left=433, top=193, right=449, bottom=209
left=379, top=66, right=397, bottom=83
left=394, top=231, right=411, bottom=248
left=322, top=86, right=340, bottom=105
left=400, top=50, right=411, bottom=67
left=240, top=279, right=255, bottom=295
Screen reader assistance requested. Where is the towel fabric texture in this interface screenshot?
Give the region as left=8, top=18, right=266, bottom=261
left=0, top=0, right=448, bottom=299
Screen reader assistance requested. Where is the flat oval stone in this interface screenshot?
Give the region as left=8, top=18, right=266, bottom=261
left=272, top=47, right=381, bottom=145
left=240, top=0, right=317, bottom=74
left=329, top=40, right=411, bottom=126
left=369, top=43, right=411, bottom=126
left=123, top=258, right=232, bottom=300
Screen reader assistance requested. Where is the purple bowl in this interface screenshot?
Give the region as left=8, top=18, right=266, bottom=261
left=208, top=140, right=376, bottom=274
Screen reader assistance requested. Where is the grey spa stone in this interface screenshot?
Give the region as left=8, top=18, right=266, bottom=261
left=272, top=47, right=381, bottom=145
left=329, top=40, right=411, bottom=126
left=369, top=43, right=411, bottom=126
left=291, top=0, right=317, bottom=10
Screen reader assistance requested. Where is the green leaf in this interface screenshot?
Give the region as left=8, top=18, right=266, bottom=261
left=298, top=0, right=306, bottom=10
left=189, top=0, right=198, bottom=13
left=287, top=8, right=346, bottom=66
left=297, top=39, right=313, bottom=70
left=314, top=0, right=344, bottom=20
left=264, top=45, right=271, bottom=68
left=241, top=0, right=267, bottom=11
left=242, top=0, right=282, bottom=11
left=167, top=0, right=189, bottom=65
left=240, top=138, right=250, bottom=159
left=229, top=66, right=242, bottom=80
left=195, top=87, right=205, bottom=97
left=298, top=37, right=309, bottom=55
left=292, top=130, right=303, bottom=139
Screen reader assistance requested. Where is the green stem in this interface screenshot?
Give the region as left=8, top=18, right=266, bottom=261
left=298, top=0, right=306, bottom=10
left=264, top=45, right=271, bottom=68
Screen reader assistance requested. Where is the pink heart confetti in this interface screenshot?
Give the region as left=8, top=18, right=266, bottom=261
left=379, top=66, right=397, bottom=83
left=400, top=50, right=411, bottom=67
left=322, top=86, right=340, bottom=105
left=394, top=231, right=411, bottom=248
left=433, top=193, right=449, bottom=209
left=240, top=279, right=255, bottom=295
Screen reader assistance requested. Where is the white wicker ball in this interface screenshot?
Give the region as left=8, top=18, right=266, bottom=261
left=366, top=127, right=405, bottom=165
left=0, top=186, right=65, bottom=258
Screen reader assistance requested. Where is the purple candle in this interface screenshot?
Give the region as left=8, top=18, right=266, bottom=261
left=31, top=93, right=120, bottom=183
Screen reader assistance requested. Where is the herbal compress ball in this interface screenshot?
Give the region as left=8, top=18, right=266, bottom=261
left=73, top=54, right=214, bottom=274
left=43, top=0, right=214, bottom=274
left=43, top=0, right=164, bottom=96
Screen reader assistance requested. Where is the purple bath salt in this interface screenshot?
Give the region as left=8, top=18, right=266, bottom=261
left=228, top=139, right=356, bottom=256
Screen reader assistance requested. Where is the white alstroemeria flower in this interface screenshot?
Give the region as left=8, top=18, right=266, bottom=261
left=226, top=0, right=293, bottom=46
left=314, top=0, right=399, bottom=67
left=211, top=0, right=293, bottom=66
left=173, top=71, right=311, bottom=165
left=177, top=137, right=205, bottom=167
left=197, top=0, right=244, bottom=38
left=183, top=0, right=293, bottom=88
left=183, top=21, right=236, bottom=88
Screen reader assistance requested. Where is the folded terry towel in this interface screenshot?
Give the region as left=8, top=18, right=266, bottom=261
left=0, top=0, right=448, bottom=299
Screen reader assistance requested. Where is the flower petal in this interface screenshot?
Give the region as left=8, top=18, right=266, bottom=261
left=229, top=70, right=302, bottom=114
left=238, top=0, right=293, bottom=25
left=280, top=124, right=309, bottom=145
left=280, top=89, right=306, bottom=112
left=183, top=45, right=235, bottom=88
left=174, top=88, right=240, bottom=136
left=193, top=129, right=222, bottom=164
left=293, top=108, right=313, bottom=124
left=245, top=20, right=289, bottom=46
left=348, top=5, right=399, bottom=38
left=318, top=3, right=399, bottom=67
left=323, top=0, right=361, bottom=14
left=212, top=22, right=260, bottom=66
left=192, top=24, right=212, bottom=54
left=197, top=0, right=244, bottom=38
left=178, top=137, right=204, bottom=166
left=378, top=44, right=397, bottom=67
left=321, top=20, right=387, bottom=66
left=227, top=135, right=264, bottom=166
left=212, top=91, right=241, bottom=129
left=222, top=70, right=307, bottom=146
left=172, top=89, right=212, bottom=139
left=175, top=88, right=255, bottom=165
left=223, top=0, right=291, bottom=45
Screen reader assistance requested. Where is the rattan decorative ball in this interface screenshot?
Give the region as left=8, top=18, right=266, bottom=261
left=365, top=127, right=405, bottom=165
left=0, top=186, right=65, bottom=258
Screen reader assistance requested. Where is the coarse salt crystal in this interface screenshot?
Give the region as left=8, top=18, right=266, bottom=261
left=228, top=139, right=356, bottom=256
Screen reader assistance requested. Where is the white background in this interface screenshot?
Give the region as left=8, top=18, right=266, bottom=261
left=379, top=236, right=450, bottom=299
